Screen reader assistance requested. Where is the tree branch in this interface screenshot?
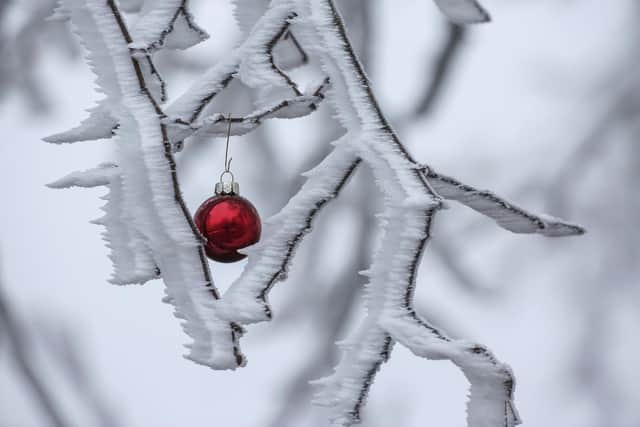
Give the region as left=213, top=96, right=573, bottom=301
left=47, top=1, right=585, bottom=425
left=167, top=15, right=304, bottom=125
left=165, top=78, right=329, bottom=146
left=129, top=0, right=209, bottom=54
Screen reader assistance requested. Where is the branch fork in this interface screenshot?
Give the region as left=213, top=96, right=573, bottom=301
left=46, top=0, right=582, bottom=425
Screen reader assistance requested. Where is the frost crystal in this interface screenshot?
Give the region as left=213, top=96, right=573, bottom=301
left=46, top=0, right=584, bottom=425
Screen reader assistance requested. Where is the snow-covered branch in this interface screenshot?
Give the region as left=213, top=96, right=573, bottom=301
left=221, top=137, right=361, bottom=323
left=219, top=0, right=580, bottom=425
left=46, top=0, right=330, bottom=369
left=165, top=77, right=329, bottom=145
left=423, top=167, right=586, bottom=236
left=129, top=0, right=208, bottom=54
left=166, top=5, right=303, bottom=125
left=46, top=0, right=584, bottom=425
left=49, top=0, right=247, bottom=369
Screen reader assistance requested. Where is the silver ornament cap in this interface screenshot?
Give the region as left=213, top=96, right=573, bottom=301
left=215, top=180, right=240, bottom=195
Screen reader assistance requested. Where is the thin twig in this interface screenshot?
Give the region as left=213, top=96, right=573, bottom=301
left=267, top=195, right=375, bottom=427
left=105, top=0, right=245, bottom=366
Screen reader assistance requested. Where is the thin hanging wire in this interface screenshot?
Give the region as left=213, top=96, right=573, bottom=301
left=219, top=113, right=235, bottom=184
left=224, top=113, right=233, bottom=173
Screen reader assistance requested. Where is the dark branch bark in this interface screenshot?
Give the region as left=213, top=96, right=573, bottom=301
left=175, top=77, right=329, bottom=141
left=266, top=16, right=303, bottom=96
left=257, top=158, right=361, bottom=319
left=129, top=0, right=208, bottom=55
left=282, top=30, right=309, bottom=65
left=105, top=0, right=245, bottom=367
left=180, top=19, right=303, bottom=126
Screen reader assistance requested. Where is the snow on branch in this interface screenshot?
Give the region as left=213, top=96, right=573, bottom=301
left=304, top=2, right=518, bottom=425
left=43, top=102, right=118, bottom=144
left=46, top=0, right=584, bottom=424
left=47, top=164, right=161, bottom=285
left=216, top=0, right=579, bottom=425
left=52, top=0, right=245, bottom=369
left=166, top=2, right=303, bottom=125
left=165, top=77, right=328, bottom=144
left=47, top=163, right=119, bottom=188
left=423, top=167, right=586, bottom=236
left=46, top=0, right=305, bottom=145
left=129, top=0, right=209, bottom=54
left=47, top=0, right=329, bottom=370
left=97, top=172, right=160, bottom=286
left=43, top=58, right=166, bottom=144
left=221, top=137, right=361, bottom=323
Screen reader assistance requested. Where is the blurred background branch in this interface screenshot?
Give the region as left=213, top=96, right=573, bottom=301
left=0, top=278, right=69, bottom=427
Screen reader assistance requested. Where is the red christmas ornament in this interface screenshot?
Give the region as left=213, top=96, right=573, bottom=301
left=194, top=116, right=261, bottom=263
left=195, top=180, right=261, bottom=263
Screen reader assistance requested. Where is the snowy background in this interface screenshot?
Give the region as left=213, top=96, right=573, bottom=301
left=1, top=0, right=638, bottom=426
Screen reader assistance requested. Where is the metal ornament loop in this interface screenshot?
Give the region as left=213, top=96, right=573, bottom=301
left=220, top=170, right=235, bottom=184
left=215, top=113, right=240, bottom=195
left=216, top=169, right=239, bottom=195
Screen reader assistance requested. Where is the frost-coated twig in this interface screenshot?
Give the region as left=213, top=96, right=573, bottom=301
left=165, top=78, right=329, bottom=144
left=107, top=0, right=246, bottom=367
left=50, top=0, right=247, bottom=369
left=166, top=7, right=306, bottom=125
left=129, top=0, right=208, bottom=54
left=46, top=0, right=585, bottom=424
left=221, top=138, right=361, bottom=322
left=47, top=0, right=336, bottom=369
left=423, top=167, right=586, bottom=236
left=303, top=4, right=518, bottom=423
left=267, top=204, right=373, bottom=427
left=219, top=0, right=580, bottom=425
left=46, top=1, right=313, bottom=145
left=221, top=132, right=583, bottom=326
